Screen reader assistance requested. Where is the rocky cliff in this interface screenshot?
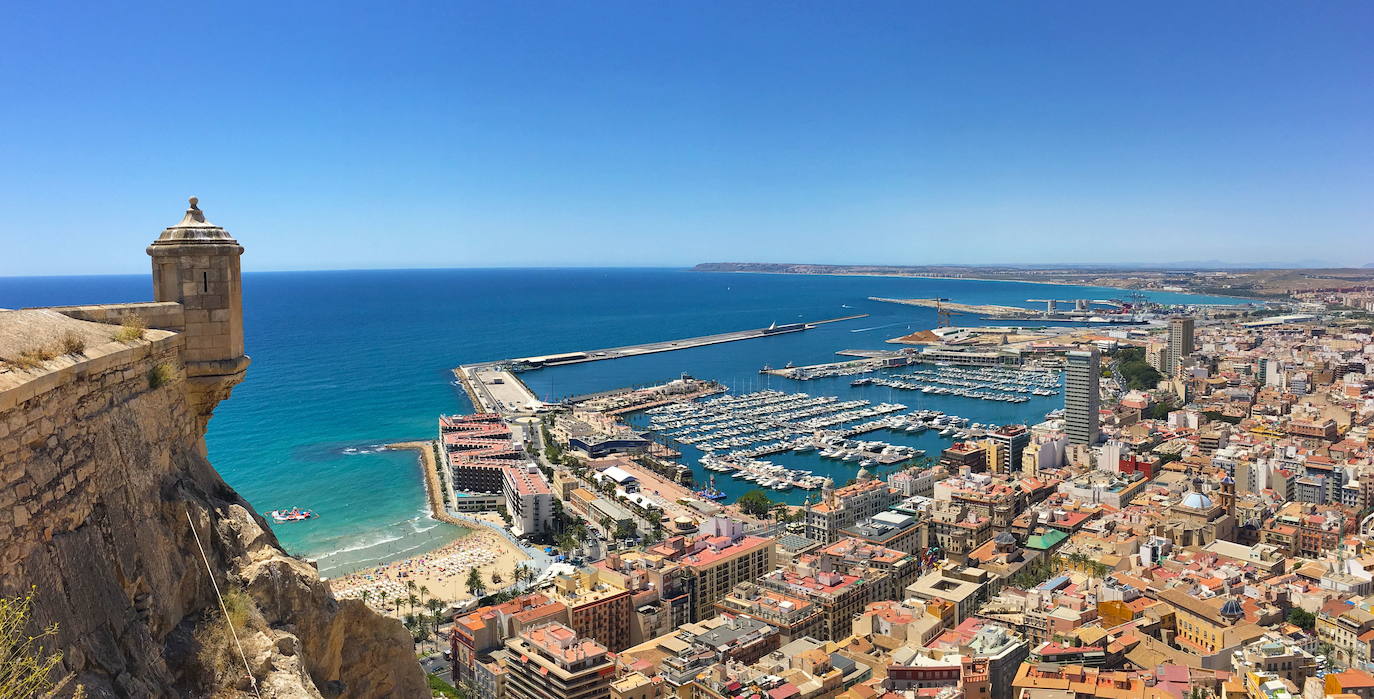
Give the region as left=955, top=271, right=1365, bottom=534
left=0, top=309, right=427, bottom=697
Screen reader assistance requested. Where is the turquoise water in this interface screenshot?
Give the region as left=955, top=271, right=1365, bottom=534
left=0, top=269, right=1247, bottom=575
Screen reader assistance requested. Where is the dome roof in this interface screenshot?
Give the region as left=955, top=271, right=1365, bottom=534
left=1220, top=597, right=1245, bottom=619
left=994, top=532, right=1017, bottom=545
left=856, top=468, right=871, bottom=481
left=150, top=197, right=239, bottom=246
left=1180, top=491, right=1213, bottom=510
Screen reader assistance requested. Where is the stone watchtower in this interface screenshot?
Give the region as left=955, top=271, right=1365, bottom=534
left=147, top=197, right=250, bottom=438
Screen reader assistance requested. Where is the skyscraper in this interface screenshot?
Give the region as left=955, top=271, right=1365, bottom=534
left=1167, top=316, right=1195, bottom=376
left=1064, top=349, right=1100, bottom=445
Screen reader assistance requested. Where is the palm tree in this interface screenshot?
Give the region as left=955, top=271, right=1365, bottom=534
left=360, top=589, right=371, bottom=608
left=408, top=593, right=421, bottom=617
left=419, top=585, right=430, bottom=604
left=466, top=568, right=487, bottom=598
left=425, top=598, right=446, bottom=648
left=491, top=571, right=503, bottom=585
left=376, top=592, right=389, bottom=612
left=431, top=607, right=446, bottom=652
left=556, top=531, right=578, bottom=555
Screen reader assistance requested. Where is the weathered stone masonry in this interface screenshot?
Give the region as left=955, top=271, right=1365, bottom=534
left=0, top=200, right=427, bottom=698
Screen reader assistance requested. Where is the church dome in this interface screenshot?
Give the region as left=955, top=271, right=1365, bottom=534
left=1220, top=597, right=1245, bottom=620
left=1180, top=491, right=1213, bottom=510
left=994, top=532, right=1017, bottom=546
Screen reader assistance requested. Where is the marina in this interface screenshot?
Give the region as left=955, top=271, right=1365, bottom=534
left=639, top=389, right=965, bottom=493
left=865, top=365, right=1061, bottom=403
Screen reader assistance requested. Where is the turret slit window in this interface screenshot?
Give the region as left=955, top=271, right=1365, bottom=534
left=202, top=271, right=209, bottom=292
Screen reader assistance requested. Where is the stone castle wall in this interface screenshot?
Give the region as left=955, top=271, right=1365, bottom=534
left=0, top=310, right=426, bottom=697
left=36, top=301, right=187, bottom=332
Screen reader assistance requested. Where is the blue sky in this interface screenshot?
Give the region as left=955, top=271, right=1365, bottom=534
left=1, top=2, right=1370, bottom=275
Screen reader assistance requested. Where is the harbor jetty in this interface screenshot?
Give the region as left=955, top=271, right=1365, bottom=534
left=461, top=314, right=869, bottom=374
left=386, top=440, right=466, bottom=528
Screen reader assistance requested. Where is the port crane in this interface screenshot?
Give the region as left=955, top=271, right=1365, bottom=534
left=934, top=299, right=967, bottom=327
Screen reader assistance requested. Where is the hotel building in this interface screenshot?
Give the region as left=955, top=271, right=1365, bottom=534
left=504, top=463, right=554, bottom=537
left=504, top=623, right=614, bottom=699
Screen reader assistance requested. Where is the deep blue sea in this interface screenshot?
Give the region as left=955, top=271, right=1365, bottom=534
left=0, top=268, right=1246, bottom=576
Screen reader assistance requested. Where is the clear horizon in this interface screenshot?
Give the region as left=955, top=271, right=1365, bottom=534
left=2, top=2, right=1371, bottom=275
left=3, top=258, right=1371, bottom=282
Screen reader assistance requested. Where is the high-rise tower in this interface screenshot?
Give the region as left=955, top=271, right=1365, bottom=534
left=148, top=197, right=250, bottom=439
left=1167, top=316, right=1195, bottom=376
left=1064, top=349, right=1100, bottom=445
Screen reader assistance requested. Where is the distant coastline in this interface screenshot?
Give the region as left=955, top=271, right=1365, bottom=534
left=691, top=263, right=1261, bottom=302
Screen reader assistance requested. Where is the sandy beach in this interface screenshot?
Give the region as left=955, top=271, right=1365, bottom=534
left=329, top=525, right=530, bottom=616
left=329, top=441, right=532, bottom=616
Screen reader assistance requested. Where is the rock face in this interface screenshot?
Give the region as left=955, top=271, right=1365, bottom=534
left=0, top=310, right=427, bottom=697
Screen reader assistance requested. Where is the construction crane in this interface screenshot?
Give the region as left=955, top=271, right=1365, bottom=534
left=934, top=299, right=967, bottom=328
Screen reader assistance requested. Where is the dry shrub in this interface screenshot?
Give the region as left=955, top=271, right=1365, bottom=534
left=113, top=315, right=147, bottom=342
left=61, top=331, right=87, bottom=355
left=0, top=588, right=64, bottom=697
left=147, top=362, right=176, bottom=389
left=194, top=587, right=265, bottom=689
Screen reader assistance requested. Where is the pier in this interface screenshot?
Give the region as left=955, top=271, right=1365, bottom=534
left=460, top=314, right=870, bottom=377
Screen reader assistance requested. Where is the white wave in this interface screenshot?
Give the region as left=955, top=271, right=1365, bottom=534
left=311, top=532, right=407, bottom=560
left=316, top=531, right=458, bottom=572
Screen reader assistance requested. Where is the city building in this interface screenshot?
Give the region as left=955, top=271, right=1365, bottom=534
left=503, top=623, right=614, bottom=699
left=715, top=582, right=824, bottom=643
left=451, top=593, right=569, bottom=687
left=504, top=463, right=554, bottom=537
left=986, top=425, right=1030, bottom=474
left=837, top=510, right=927, bottom=555
left=645, top=519, right=774, bottom=622
left=940, top=441, right=989, bottom=472
left=1064, top=349, right=1101, bottom=445
left=805, top=478, right=900, bottom=544
left=905, top=563, right=999, bottom=624
left=542, top=567, right=635, bottom=652
left=441, top=413, right=524, bottom=493
left=1167, top=316, right=1196, bottom=375
left=756, top=566, right=869, bottom=642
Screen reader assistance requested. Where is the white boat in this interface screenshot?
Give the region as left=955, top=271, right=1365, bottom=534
left=270, top=508, right=317, bottom=523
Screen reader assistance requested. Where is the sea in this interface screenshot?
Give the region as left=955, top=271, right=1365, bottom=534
left=0, top=268, right=1247, bottom=577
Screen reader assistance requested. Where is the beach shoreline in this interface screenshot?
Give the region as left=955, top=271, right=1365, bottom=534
left=324, top=441, right=531, bottom=616
left=327, top=521, right=529, bottom=617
